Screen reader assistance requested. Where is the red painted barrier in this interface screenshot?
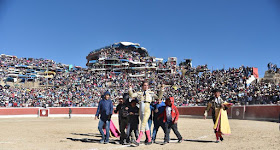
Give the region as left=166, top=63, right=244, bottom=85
left=177, top=106, right=232, bottom=117
left=49, top=107, right=97, bottom=114
left=0, top=108, right=39, bottom=115
left=0, top=106, right=279, bottom=120
left=245, top=105, right=280, bottom=119
left=177, top=106, right=205, bottom=116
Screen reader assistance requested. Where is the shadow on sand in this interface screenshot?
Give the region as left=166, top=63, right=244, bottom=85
left=67, top=134, right=216, bottom=146
left=184, top=139, right=216, bottom=143
left=67, top=133, right=120, bottom=145
left=67, top=137, right=121, bottom=145
left=70, top=133, right=102, bottom=137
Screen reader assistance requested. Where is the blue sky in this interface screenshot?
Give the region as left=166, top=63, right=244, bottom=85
left=1, top=0, right=280, bottom=77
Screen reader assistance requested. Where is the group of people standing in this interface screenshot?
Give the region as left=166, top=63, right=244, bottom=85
left=95, top=81, right=231, bottom=146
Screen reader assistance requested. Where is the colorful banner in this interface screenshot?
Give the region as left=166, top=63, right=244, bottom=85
left=253, top=67, right=259, bottom=79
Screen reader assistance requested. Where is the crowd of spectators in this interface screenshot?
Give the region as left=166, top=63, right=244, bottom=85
left=267, top=62, right=280, bottom=73
left=0, top=53, right=280, bottom=108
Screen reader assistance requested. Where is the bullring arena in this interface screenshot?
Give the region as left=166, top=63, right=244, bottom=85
left=0, top=106, right=279, bottom=150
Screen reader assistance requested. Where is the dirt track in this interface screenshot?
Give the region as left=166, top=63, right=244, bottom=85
left=0, top=117, right=279, bottom=150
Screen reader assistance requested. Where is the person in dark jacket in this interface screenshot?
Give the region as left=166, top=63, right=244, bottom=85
left=69, top=108, right=72, bottom=119
left=114, top=96, right=124, bottom=130
left=114, top=93, right=130, bottom=145
left=95, top=91, right=113, bottom=144
left=152, top=98, right=166, bottom=143
left=159, top=97, right=182, bottom=145
left=127, top=99, right=139, bottom=143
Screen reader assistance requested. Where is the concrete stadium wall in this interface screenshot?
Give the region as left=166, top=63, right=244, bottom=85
left=0, top=106, right=279, bottom=121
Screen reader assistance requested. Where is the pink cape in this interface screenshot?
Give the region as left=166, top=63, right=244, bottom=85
left=103, top=120, right=120, bottom=138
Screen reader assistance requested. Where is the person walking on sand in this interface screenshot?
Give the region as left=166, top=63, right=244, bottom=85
left=95, top=91, right=113, bottom=144
left=129, top=81, right=164, bottom=146
left=159, top=97, right=182, bottom=145
left=204, top=89, right=232, bottom=143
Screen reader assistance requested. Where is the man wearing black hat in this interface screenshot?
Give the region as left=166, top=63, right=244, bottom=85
left=114, top=93, right=130, bottom=145
left=127, top=99, right=139, bottom=143
left=114, top=96, right=124, bottom=131
left=204, top=89, right=228, bottom=143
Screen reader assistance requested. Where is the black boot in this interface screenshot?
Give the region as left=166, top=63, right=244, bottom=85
left=145, top=142, right=152, bottom=145
left=131, top=140, right=139, bottom=146
left=120, top=138, right=124, bottom=145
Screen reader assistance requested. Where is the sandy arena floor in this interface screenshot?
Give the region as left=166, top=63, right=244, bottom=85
left=0, top=116, right=279, bottom=150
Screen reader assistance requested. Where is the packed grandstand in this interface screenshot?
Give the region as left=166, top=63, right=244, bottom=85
left=1, top=42, right=280, bottom=107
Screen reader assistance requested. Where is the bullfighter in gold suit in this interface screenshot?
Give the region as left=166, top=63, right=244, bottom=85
left=204, top=89, right=232, bottom=143
left=129, top=81, right=164, bottom=146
